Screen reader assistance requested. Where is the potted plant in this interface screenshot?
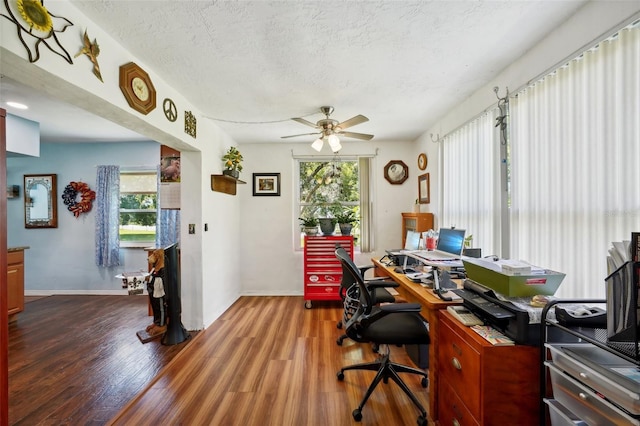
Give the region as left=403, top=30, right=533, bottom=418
left=299, top=216, right=319, bottom=236
left=221, top=146, right=243, bottom=179
left=335, top=209, right=358, bottom=236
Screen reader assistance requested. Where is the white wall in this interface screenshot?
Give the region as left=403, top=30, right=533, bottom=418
left=6, top=114, right=39, bottom=157
left=7, top=142, right=159, bottom=292
left=238, top=139, right=423, bottom=295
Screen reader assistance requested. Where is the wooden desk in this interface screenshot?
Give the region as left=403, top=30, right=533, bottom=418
left=371, top=257, right=461, bottom=423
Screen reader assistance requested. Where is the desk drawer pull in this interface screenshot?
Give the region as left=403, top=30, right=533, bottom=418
left=452, top=420, right=460, bottom=426
left=451, top=357, right=462, bottom=370
left=579, top=392, right=588, bottom=401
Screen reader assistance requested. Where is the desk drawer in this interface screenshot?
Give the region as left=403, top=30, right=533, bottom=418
left=439, top=315, right=481, bottom=418
left=439, top=380, right=480, bottom=426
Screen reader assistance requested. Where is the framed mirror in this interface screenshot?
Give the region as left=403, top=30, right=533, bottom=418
left=24, top=174, right=58, bottom=228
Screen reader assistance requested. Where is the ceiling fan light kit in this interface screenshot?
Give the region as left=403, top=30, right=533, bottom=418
left=283, top=106, right=373, bottom=152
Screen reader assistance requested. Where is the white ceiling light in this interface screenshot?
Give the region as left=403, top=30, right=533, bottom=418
left=6, top=101, right=28, bottom=109
left=327, top=134, right=341, bottom=152
left=311, top=137, right=324, bottom=152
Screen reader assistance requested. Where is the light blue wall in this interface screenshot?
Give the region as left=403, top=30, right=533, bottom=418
left=7, top=141, right=159, bottom=293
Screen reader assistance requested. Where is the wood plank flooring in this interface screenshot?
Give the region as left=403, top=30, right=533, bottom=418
left=109, top=296, right=431, bottom=426
left=9, top=295, right=194, bottom=425
left=10, top=295, right=430, bottom=425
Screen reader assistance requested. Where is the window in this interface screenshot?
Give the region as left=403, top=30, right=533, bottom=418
left=297, top=157, right=372, bottom=251
left=119, top=171, right=157, bottom=247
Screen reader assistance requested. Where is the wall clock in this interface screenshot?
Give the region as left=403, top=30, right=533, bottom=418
left=384, top=160, right=409, bottom=185
left=418, top=153, right=428, bottom=170
left=119, top=62, right=156, bottom=115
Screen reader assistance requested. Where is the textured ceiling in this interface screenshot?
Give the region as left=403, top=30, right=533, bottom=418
left=5, top=1, right=588, bottom=145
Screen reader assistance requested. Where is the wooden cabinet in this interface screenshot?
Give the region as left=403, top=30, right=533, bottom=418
left=401, top=212, right=433, bottom=247
left=303, top=236, right=353, bottom=308
left=437, top=311, right=540, bottom=426
left=7, top=249, right=25, bottom=322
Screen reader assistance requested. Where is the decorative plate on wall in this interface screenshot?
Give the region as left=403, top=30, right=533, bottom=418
left=418, top=153, right=428, bottom=170
left=119, top=62, right=156, bottom=115
left=384, top=160, right=409, bottom=185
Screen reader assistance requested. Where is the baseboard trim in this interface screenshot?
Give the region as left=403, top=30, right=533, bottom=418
left=25, top=289, right=134, bottom=296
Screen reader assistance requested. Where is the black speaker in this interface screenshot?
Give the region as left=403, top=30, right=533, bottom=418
left=161, top=243, right=189, bottom=346
left=463, top=248, right=482, bottom=258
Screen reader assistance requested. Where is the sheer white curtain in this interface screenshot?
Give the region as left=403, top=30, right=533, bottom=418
left=441, top=109, right=502, bottom=256
left=510, top=25, right=640, bottom=298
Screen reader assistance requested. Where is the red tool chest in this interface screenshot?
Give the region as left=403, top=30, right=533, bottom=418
left=303, top=235, right=354, bottom=308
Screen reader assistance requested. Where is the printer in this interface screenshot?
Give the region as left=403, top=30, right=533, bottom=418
left=452, top=279, right=541, bottom=346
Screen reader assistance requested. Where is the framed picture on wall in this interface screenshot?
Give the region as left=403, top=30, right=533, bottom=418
left=252, top=173, right=281, bottom=196
left=418, top=173, right=430, bottom=204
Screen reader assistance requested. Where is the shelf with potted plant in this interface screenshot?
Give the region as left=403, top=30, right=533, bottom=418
left=211, top=146, right=246, bottom=195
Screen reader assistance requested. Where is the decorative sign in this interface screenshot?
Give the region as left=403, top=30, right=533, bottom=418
left=185, top=111, right=196, bottom=138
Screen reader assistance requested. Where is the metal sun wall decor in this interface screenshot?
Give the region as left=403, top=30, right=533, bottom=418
left=74, top=29, right=102, bottom=82
left=1, top=0, right=74, bottom=64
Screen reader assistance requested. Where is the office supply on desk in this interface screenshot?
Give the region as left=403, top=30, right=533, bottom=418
left=336, top=248, right=430, bottom=425
left=420, top=227, right=466, bottom=260
left=451, top=279, right=540, bottom=345
left=447, top=305, right=483, bottom=326
left=462, top=256, right=565, bottom=297
left=432, top=270, right=461, bottom=301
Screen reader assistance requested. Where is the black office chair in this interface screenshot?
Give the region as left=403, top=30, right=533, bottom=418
left=335, top=246, right=397, bottom=346
left=335, top=247, right=429, bottom=425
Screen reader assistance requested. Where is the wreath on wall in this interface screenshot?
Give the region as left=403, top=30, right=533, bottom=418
left=62, top=181, right=96, bottom=218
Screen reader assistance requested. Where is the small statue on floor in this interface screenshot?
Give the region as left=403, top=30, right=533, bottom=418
left=145, top=249, right=168, bottom=336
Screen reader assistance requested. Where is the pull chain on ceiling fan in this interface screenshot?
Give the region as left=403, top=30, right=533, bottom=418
left=281, top=106, right=374, bottom=152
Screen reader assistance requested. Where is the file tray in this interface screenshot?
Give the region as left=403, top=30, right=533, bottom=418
left=462, top=258, right=565, bottom=297
left=606, top=261, right=640, bottom=360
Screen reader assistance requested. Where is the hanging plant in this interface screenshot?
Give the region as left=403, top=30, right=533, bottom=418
left=62, top=181, right=96, bottom=218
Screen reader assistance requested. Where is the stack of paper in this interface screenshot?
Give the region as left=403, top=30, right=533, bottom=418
left=470, top=325, right=515, bottom=346
left=608, top=240, right=631, bottom=273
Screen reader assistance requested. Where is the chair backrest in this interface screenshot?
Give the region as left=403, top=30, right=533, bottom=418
left=336, top=245, right=357, bottom=301
left=335, top=246, right=375, bottom=314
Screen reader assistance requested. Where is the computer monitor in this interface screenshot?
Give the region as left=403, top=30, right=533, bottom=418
left=436, top=228, right=466, bottom=255
left=404, top=230, right=420, bottom=250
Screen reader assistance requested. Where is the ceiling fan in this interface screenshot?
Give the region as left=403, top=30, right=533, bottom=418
left=281, top=106, right=374, bottom=152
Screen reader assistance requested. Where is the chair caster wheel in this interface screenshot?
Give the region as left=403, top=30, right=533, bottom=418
left=352, top=409, right=362, bottom=421
left=336, top=321, right=343, bottom=329
left=417, top=415, right=427, bottom=426
left=421, top=377, right=428, bottom=388
left=337, top=337, right=344, bottom=346
left=337, top=371, right=345, bottom=381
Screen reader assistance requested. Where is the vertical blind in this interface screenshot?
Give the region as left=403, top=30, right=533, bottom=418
left=441, top=109, right=502, bottom=257
left=510, top=24, right=640, bottom=298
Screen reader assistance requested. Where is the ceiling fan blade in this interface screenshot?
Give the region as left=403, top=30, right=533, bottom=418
left=336, top=114, right=368, bottom=130
left=340, top=131, right=374, bottom=141
left=291, top=117, right=318, bottom=128
left=281, top=132, right=321, bottom=139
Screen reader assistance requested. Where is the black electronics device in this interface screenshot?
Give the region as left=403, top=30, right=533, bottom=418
left=555, top=305, right=607, bottom=328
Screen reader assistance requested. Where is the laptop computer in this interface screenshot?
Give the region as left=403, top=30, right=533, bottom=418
left=421, top=228, right=466, bottom=261
left=385, top=230, right=422, bottom=273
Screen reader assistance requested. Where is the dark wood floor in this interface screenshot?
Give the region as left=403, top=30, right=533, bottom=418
left=109, top=296, right=430, bottom=426
left=10, top=295, right=430, bottom=425
left=8, top=295, right=194, bottom=425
